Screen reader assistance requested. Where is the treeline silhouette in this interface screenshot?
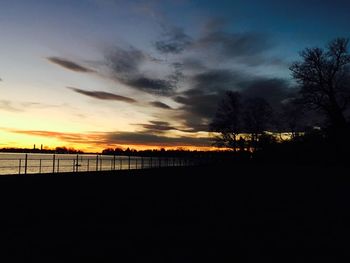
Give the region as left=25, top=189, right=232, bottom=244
left=210, top=38, right=350, bottom=164
left=101, top=147, right=248, bottom=162
left=0, top=146, right=84, bottom=154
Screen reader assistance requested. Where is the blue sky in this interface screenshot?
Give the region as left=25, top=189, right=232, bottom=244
left=0, top=0, right=349, bottom=151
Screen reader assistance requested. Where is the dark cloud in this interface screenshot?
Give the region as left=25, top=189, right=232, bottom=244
left=173, top=69, right=293, bottom=132
left=149, top=101, right=172, bottom=109
left=152, top=19, right=273, bottom=65
left=106, top=131, right=210, bottom=147
left=191, top=69, right=240, bottom=92
left=47, top=57, right=95, bottom=73
left=68, top=87, right=136, bottom=103
left=140, top=121, right=177, bottom=132
left=105, top=46, right=179, bottom=95
left=152, top=20, right=277, bottom=66
left=154, top=26, right=192, bottom=54
left=125, top=77, right=175, bottom=95
left=171, top=69, right=242, bottom=132
left=174, top=92, right=222, bottom=132
left=240, top=78, right=294, bottom=109
left=105, top=47, right=146, bottom=75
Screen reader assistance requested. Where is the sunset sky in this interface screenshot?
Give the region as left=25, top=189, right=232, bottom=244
left=0, top=0, right=349, bottom=152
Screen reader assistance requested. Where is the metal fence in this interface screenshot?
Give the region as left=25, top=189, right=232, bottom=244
left=0, top=153, right=197, bottom=175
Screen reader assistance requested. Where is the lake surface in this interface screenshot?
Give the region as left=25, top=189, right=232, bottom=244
left=0, top=153, right=183, bottom=175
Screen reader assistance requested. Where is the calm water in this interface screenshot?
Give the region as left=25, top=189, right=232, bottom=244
left=0, top=153, right=182, bottom=175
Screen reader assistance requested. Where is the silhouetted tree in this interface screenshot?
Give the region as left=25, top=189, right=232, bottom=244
left=290, top=38, right=350, bottom=130
left=210, top=91, right=242, bottom=151
left=280, top=98, right=306, bottom=139
left=243, top=97, right=274, bottom=150
left=210, top=92, right=275, bottom=152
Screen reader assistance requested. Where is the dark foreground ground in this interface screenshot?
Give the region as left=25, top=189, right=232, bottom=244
left=0, top=164, right=350, bottom=262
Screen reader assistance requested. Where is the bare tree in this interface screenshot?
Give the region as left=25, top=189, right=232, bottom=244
left=243, top=97, right=274, bottom=150
left=290, top=38, right=350, bottom=130
left=210, top=91, right=242, bottom=151
left=280, top=98, right=306, bottom=139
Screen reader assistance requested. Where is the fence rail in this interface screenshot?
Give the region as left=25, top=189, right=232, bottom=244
left=0, top=154, right=199, bottom=175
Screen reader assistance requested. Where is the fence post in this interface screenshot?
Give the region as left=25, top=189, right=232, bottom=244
left=141, top=156, right=144, bottom=169
left=76, top=154, right=79, bottom=172
left=120, top=157, right=122, bottom=170
left=135, top=158, right=138, bottom=169
left=159, top=157, right=161, bottom=168
left=24, top=154, right=28, bottom=175
left=113, top=155, right=116, bottom=170
left=39, top=159, right=42, bottom=174
left=52, top=154, right=56, bottom=174
left=18, top=159, right=21, bottom=175
left=100, top=156, right=102, bottom=171
left=96, top=155, right=98, bottom=171
left=128, top=155, right=131, bottom=170
left=57, top=159, right=60, bottom=173
left=87, top=159, right=90, bottom=172
left=73, top=159, right=75, bottom=172
left=150, top=157, right=152, bottom=168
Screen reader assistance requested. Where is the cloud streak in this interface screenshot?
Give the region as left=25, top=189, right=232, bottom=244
left=0, top=100, right=23, bottom=112
left=0, top=100, right=63, bottom=113
left=149, top=101, right=172, bottom=109
left=138, top=121, right=177, bottom=132
left=10, top=130, right=105, bottom=145
left=68, top=87, right=137, bottom=103
left=106, top=131, right=210, bottom=147
left=105, top=46, right=180, bottom=95
left=47, top=57, right=95, bottom=73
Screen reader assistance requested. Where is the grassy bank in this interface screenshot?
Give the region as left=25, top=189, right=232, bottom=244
left=0, top=164, right=349, bottom=262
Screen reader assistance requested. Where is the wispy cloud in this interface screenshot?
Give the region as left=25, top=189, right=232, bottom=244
left=0, top=100, right=62, bottom=113
left=0, top=100, right=23, bottom=112
left=149, top=101, right=172, bottom=109
left=10, top=130, right=105, bottom=145
left=48, top=15, right=287, bottom=137
left=68, top=87, right=137, bottom=103
left=153, top=19, right=278, bottom=66
left=105, top=46, right=180, bottom=95
left=47, top=57, right=95, bottom=73
left=138, top=121, right=177, bottom=132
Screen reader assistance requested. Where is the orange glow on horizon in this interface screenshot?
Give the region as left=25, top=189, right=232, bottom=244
left=0, top=142, right=223, bottom=153
left=0, top=128, right=224, bottom=153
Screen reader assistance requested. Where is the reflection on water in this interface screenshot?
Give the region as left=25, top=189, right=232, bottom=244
left=0, top=153, right=188, bottom=175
